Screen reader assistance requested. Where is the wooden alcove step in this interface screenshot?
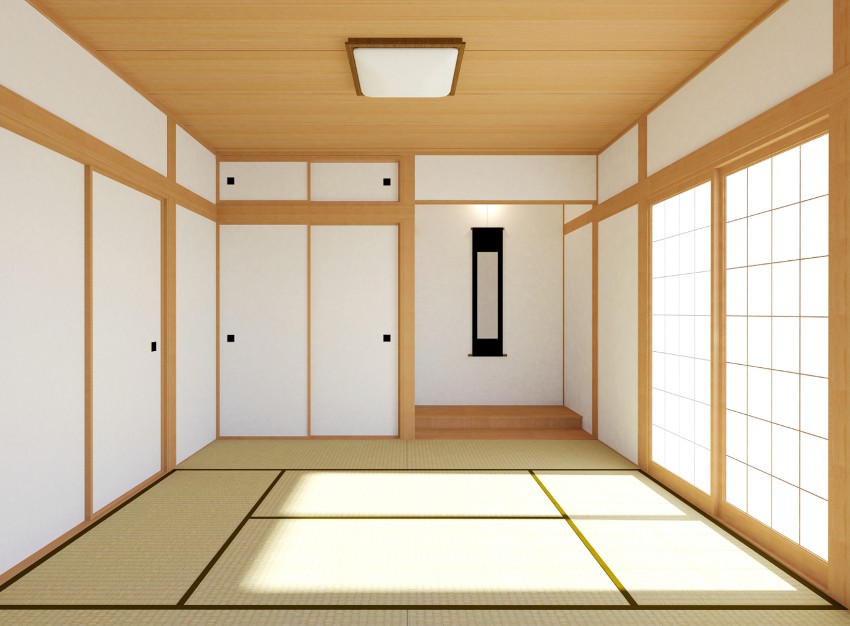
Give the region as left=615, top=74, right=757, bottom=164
left=415, top=405, right=588, bottom=440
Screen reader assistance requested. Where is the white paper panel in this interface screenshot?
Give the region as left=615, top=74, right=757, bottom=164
left=176, top=207, right=217, bottom=463
left=92, top=173, right=161, bottom=512
left=220, top=226, right=308, bottom=436
left=311, top=226, right=398, bottom=436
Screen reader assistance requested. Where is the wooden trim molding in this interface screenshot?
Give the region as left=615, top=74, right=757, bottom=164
left=636, top=200, right=650, bottom=470
left=163, top=198, right=177, bottom=471
left=398, top=154, right=416, bottom=440
left=710, top=169, right=725, bottom=518
left=84, top=165, right=93, bottom=521
left=828, top=98, right=850, bottom=607
left=218, top=202, right=413, bottom=225
left=837, top=0, right=850, bottom=71
left=215, top=224, right=221, bottom=440
left=591, top=221, right=599, bottom=438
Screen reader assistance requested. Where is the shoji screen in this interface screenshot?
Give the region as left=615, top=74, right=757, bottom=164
left=651, top=182, right=712, bottom=492
left=724, top=135, right=829, bottom=560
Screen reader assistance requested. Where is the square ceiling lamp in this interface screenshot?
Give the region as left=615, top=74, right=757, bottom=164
left=345, top=38, right=465, bottom=98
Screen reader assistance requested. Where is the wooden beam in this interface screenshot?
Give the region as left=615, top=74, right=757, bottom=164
left=828, top=98, right=850, bottom=608
left=591, top=221, right=599, bottom=439
left=398, top=154, right=416, bottom=440
left=162, top=197, right=177, bottom=471
left=636, top=200, right=650, bottom=470
left=0, top=85, right=216, bottom=220
left=710, top=169, right=725, bottom=518
left=84, top=165, right=93, bottom=521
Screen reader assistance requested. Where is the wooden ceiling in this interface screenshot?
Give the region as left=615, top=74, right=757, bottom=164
left=34, top=0, right=777, bottom=156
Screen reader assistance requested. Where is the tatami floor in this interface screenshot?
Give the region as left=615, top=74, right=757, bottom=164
left=0, top=440, right=847, bottom=625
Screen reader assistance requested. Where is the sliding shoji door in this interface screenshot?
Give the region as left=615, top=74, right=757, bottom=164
left=651, top=182, right=713, bottom=492
left=724, top=135, right=830, bottom=560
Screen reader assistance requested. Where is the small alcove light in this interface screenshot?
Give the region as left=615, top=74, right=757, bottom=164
left=346, top=38, right=465, bottom=98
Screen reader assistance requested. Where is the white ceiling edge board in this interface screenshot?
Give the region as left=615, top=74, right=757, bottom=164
left=415, top=155, right=597, bottom=201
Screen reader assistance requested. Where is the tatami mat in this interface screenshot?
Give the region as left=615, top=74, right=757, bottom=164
left=0, top=471, right=277, bottom=605
left=406, top=440, right=635, bottom=470
left=177, top=440, right=636, bottom=470
left=2, top=609, right=848, bottom=626
left=178, top=440, right=409, bottom=470
left=409, top=609, right=850, bottom=625
left=254, top=471, right=559, bottom=518
left=0, top=609, right=408, bottom=625
left=534, top=472, right=827, bottom=606
left=535, top=471, right=699, bottom=519
left=186, top=519, right=628, bottom=606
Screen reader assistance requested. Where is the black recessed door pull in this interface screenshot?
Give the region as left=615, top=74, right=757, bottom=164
left=226, top=176, right=235, bottom=185
left=227, top=334, right=235, bottom=343
left=383, top=178, right=391, bottom=186
left=383, top=334, right=391, bottom=342
left=151, top=341, right=157, bottom=352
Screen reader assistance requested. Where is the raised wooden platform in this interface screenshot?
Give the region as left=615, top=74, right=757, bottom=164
left=415, top=405, right=587, bottom=440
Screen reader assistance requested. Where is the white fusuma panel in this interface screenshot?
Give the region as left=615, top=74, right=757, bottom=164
left=310, top=162, right=399, bottom=202
left=0, top=128, right=85, bottom=575
left=220, top=226, right=308, bottom=436
left=176, top=207, right=217, bottom=463
left=93, top=173, right=161, bottom=512
left=219, top=162, right=308, bottom=201
left=311, top=226, right=399, bottom=436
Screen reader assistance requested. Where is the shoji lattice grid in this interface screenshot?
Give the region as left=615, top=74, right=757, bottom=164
left=651, top=182, right=712, bottom=493
left=724, top=135, right=829, bottom=560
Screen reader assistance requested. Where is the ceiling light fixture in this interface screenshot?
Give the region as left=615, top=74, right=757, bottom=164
left=345, top=38, right=465, bottom=98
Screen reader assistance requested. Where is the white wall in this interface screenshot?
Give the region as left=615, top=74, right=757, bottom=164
left=598, top=126, right=639, bottom=203
left=416, top=204, right=563, bottom=405
left=310, top=162, right=399, bottom=202
left=219, top=226, right=308, bottom=436
left=0, top=128, right=85, bottom=575
left=564, top=204, right=593, bottom=224
left=647, top=0, right=833, bottom=175
left=176, top=207, right=217, bottom=463
left=219, top=162, right=308, bottom=201
left=415, top=156, right=596, bottom=201
left=598, top=206, right=639, bottom=462
left=176, top=126, right=216, bottom=203
left=92, top=173, right=162, bottom=512
left=0, top=1, right=167, bottom=174
left=564, top=224, right=593, bottom=432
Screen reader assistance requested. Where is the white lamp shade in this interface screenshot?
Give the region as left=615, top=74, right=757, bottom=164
left=353, top=47, right=459, bottom=98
